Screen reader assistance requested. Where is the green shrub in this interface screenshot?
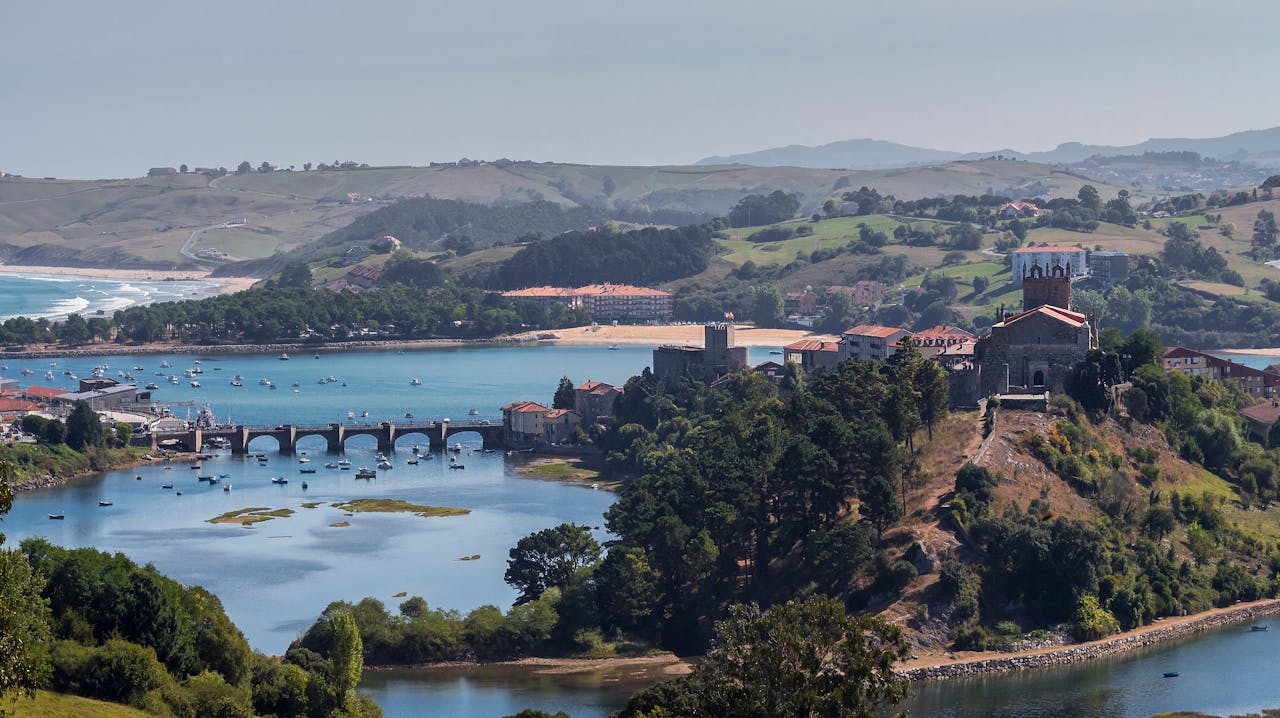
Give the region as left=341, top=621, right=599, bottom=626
left=1071, top=595, right=1119, bottom=641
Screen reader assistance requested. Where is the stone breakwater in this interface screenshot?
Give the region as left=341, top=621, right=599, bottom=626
left=11, top=474, right=66, bottom=492
left=898, top=600, right=1280, bottom=681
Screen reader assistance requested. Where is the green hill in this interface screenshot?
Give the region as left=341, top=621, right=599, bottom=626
left=0, top=159, right=1130, bottom=273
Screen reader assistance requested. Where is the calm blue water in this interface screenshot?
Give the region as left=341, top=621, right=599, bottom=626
left=1213, top=351, right=1280, bottom=371
left=0, top=271, right=215, bottom=320
left=6, top=343, right=1276, bottom=718
left=1, top=346, right=675, bottom=654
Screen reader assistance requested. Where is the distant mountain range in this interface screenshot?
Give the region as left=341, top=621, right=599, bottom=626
left=696, top=127, right=1280, bottom=170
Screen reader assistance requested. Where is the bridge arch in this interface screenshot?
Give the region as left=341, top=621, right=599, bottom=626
left=393, top=430, right=440, bottom=452
left=246, top=435, right=283, bottom=453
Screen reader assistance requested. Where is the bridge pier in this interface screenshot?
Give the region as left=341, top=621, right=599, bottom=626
left=378, top=423, right=396, bottom=454
left=229, top=427, right=249, bottom=455
left=326, top=425, right=344, bottom=454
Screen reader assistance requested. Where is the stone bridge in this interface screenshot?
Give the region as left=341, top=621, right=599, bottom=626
left=143, top=420, right=504, bottom=455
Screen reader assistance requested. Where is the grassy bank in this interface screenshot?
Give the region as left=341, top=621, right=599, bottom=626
left=0, top=443, right=144, bottom=488
left=331, top=498, right=470, bottom=518
left=7, top=691, right=152, bottom=717
left=516, top=457, right=616, bottom=490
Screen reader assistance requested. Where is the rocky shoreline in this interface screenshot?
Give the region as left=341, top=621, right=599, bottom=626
left=898, top=600, right=1280, bottom=681
left=0, top=337, right=528, bottom=360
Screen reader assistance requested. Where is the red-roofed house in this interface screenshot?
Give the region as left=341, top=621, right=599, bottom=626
left=345, top=264, right=383, bottom=290
left=840, top=325, right=912, bottom=361
left=574, top=380, right=622, bottom=424
left=1163, top=346, right=1280, bottom=398
left=783, top=338, right=842, bottom=371
left=501, top=400, right=581, bottom=445
left=997, top=201, right=1040, bottom=219
left=21, top=386, right=66, bottom=402
left=1243, top=400, right=1280, bottom=442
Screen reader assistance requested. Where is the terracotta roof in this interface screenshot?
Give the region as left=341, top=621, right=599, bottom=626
left=999, top=201, right=1039, bottom=211
left=545, top=408, right=578, bottom=419
left=755, top=361, right=785, bottom=372
left=784, top=339, right=839, bottom=352
left=500, top=400, right=549, bottom=413
left=843, top=324, right=909, bottom=338
left=576, top=380, right=613, bottom=392
left=1000, top=305, right=1088, bottom=328
left=22, top=386, right=65, bottom=399
left=913, top=325, right=975, bottom=343
left=0, top=398, right=39, bottom=412
left=502, top=286, right=581, bottom=298
left=1011, top=245, right=1086, bottom=254
left=589, top=385, right=617, bottom=395
left=1242, top=401, right=1280, bottom=426
left=1164, top=346, right=1207, bottom=359
left=575, top=283, right=672, bottom=298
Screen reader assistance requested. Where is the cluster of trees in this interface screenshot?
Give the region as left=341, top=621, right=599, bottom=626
left=0, top=461, right=379, bottom=716
left=486, top=225, right=717, bottom=290
left=727, top=190, right=800, bottom=228
left=295, top=592, right=565, bottom=665
left=93, top=283, right=585, bottom=346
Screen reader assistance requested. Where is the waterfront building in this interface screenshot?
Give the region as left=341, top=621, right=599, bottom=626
left=653, top=323, right=748, bottom=387
left=500, top=284, right=673, bottom=323
left=839, top=325, right=912, bottom=361
left=573, top=380, right=622, bottom=425
left=1163, top=346, right=1280, bottom=398
left=782, top=338, right=841, bottom=372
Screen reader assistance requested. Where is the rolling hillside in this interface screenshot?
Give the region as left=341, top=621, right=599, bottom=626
left=0, top=159, right=1126, bottom=273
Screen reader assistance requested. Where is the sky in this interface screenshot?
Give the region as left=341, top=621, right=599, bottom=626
left=4, top=0, right=1279, bottom=179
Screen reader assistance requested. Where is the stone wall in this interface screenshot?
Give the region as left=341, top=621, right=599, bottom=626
left=898, top=600, right=1280, bottom=681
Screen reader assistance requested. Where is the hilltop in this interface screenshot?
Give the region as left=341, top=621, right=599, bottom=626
left=698, top=126, right=1280, bottom=171
left=0, top=159, right=1123, bottom=273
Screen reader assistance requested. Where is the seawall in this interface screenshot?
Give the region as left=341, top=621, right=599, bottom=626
left=898, top=599, right=1280, bottom=681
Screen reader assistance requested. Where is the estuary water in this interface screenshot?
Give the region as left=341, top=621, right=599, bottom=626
left=0, top=345, right=665, bottom=653
left=0, top=271, right=216, bottom=320
left=5, top=343, right=1278, bottom=718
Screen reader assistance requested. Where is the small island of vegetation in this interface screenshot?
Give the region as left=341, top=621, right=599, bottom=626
left=207, top=507, right=296, bottom=525
left=330, top=499, right=470, bottom=519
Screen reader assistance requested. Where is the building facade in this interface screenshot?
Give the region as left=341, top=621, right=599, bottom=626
left=976, top=305, right=1094, bottom=395
left=1087, top=251, right=1130, bottom=286
left=839, top=325, right=912, bottom=361
left=1011, top=245, right=1087, bottom=287
left=574, top=380, right=622, bottom=424
left=653, top=324, right=748, bottom=387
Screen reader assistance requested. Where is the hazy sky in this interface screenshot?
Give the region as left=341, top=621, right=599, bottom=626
left=5, top=0, right=1278, bottom=179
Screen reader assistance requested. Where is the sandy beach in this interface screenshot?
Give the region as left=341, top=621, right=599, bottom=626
left=0, top=263, right=258, bottom=294
left=1217, top=347, right=1280, bottom=357
left=508, top=324, right=834, bottom=347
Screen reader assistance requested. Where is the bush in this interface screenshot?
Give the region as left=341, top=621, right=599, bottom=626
left=747, top=227, right=793, bottom=243
left=952, top=625, right=988, bottom=651
left=1071, top=595, right=1119, bottom=641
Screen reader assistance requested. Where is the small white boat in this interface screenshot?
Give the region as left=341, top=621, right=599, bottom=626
left=223, top=484, right=232, bottom=491
left=145, top=383, right=159, bottom=390
left=410, top=378, right=423, bottom=386
left=338, top=458, right=351, bottom=467
left=259, top=378, right=270, bottom=385
left=271, top=477, right=288, bottom=484
left=279, top=353, right=290, bottom=361
left=325, top=461, right=338, bottom=468
left=44, top=370, right=54, bottom=380
left=169, top=376, right=180, bottom=384
left=48, top=513, right=65, bottom=520
left=160, top=360, right=171, bottom=368
left=299, top=457, right=310, bottom=464
left=356, top=467, right=376, bottom=479
left=21, top=369, right=33, bottom=376
left=360, top=411, right=368, bottom=418
left=230, top=380, right=243, bottom=387
left=98, top=500, right=113, bottom=507
left=377, top=460, right=393, bottom=469
left=468, top=408, right=479, bottom=415
left=190, top=381, right=200, bottom=388
left=347, top=411, right=355, bottom=420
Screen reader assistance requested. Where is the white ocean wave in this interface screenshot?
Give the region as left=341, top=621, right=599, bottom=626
left=90, top=296, right=138, bottom=314
left=0, top=272, right=75, bottom=283
left=27, top=295, right=92, bottom=319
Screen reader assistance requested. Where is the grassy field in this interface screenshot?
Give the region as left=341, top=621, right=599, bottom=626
left=716, top=215, right=919, bottom=266
left=0, top=159, right=1135, bottom=271
left=7, top=691, right=151, bottom=717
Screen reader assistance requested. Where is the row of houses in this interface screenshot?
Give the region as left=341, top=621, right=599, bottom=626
left=500, top=379, right=625, bottom=447
left=501, top=284, right=674, bottom=323
left=783, top=324, right=977, bottom=372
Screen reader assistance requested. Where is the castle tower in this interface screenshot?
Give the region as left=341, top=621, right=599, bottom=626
left=1022, top=261, right=1072, bottom=311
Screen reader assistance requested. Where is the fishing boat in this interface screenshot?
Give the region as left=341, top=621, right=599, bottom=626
left=355, top=467, right=376, bottom=479
left=1163, top=672, right=1180, bottom=678
left=360, top=410, right=369, bottom=418
left=198, top=475, right=213, bottom=481
left=169, top=376, right=180, bottom=384
left=21, top=369, right=33, bottom=376
left=449, top=464, right=465, bottom=470
left=218, top=473, right=230, bottom=479
left=160, top=360, right=171, bottom=368
left=98, top=500, right=113, bottom=507
left=190, top=381, right=201, bottom=388
left=1252, top=625, right=1270, bottom=631
left=161, top=484, right=173, bottom=489
left=377, top=459, right=393, bottom=469
left=45, top=370, right=54, bottom=380
left=468, top=408, right=479, bottom=415
left=259, top=378, right=271, bottom=385
left=48, top=513, right=65, bottom=520
left=608, top=345, right=619, bottom=350
left=347, top=411, right=355, bottom=420
left=299, top=457, right=310, bottom=464
left=407, top=458, right=419, bottom=465
left=410, top=378, right=422, bottom=386
left=338, top=459, right=352, bottom=468
left=223, top=484, right=231, bottom=491
left=134, top=365, right=144, bottom=371
left=300, top=467, right=316, bottom=474
left=271, top=477, right=288, bottom=484
left=404, top=412, right=413, bottom=419
left=301, top=481, right=308, bottom=489
left=230, top=380, right=243, bottom=387
left=279, top=353, right=290, bottom=361
left=325, top=461, right=338, bottom=469
left=145, top=382, right=159, bottom=390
